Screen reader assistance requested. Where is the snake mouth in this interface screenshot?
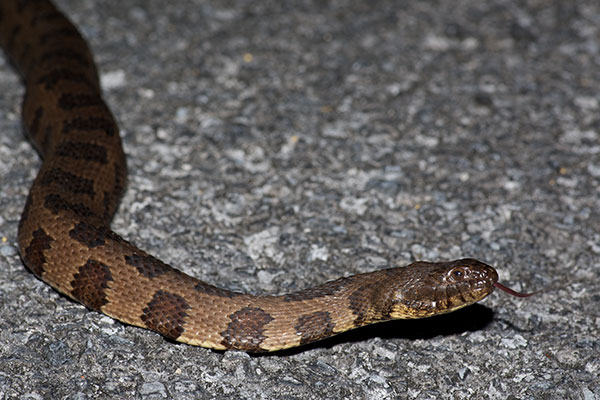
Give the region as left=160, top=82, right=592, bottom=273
left=389, top=279, right=497, bottom=319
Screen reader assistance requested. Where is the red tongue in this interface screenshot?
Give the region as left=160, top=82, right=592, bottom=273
left=493, top=282, right=537, bottom=297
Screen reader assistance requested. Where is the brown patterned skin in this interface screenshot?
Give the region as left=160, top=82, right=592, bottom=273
left=0, top=0, right=501, bottom=352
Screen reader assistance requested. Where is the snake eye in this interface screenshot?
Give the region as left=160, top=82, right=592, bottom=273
left=447, top=266, right=468, bottom=282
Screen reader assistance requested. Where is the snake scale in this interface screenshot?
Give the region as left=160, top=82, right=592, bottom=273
left=1, top=0, right=526, bottom=352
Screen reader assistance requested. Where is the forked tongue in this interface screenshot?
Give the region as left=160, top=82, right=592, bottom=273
left=493, top=282, right=538, bottom=298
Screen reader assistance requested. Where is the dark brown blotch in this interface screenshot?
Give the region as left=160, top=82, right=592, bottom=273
left=58, top=93, right=103, bottom=111
left=30, top=9, right=63, bottom=27
left=294, top=311, right=335, bottom=346
left=124, top=253, right=171, bottom=279
left=39, top=27, right=79, bottom=44
left=346, top=272, right=400, bottom=326
left=43, top=193, right=93, bottom=219
left=62, top=116, right=116, bottom=137
left=23, top=228, right=54, bottom=277
left=220, top=307, right=274, bottom=352
left=40, top=48, right=90, bottom=68
left=55, top=141, right=108, bottom=164
left=37, top=69, right=93, bottom=90
left=141, top=290, right=190, bottom=340
left=347, top=284, right=376, bottom=327
left=69, top=221, right=117, bottom=248
left=40, top=167, right=95, bottom=197
left=70, top=259, right=113, bottom=310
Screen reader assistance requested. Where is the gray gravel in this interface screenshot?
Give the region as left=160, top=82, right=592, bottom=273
left=1, top=0, right=599, bottom=399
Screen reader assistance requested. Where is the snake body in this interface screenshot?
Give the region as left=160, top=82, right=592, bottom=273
left=1, top=0, right=501, bottom=352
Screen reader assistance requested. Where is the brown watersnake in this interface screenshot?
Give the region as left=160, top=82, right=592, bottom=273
left=0, top=0, right=531, bottom=352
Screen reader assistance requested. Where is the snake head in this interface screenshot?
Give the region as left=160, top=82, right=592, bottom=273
left=387, top=258, right=498, bottom=319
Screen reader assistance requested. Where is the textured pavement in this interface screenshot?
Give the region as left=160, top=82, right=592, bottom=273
left=1, top=0, right=598, bottom=399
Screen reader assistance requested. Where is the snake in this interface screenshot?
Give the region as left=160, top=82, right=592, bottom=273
left=0, top=0, right=530, bottom=352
